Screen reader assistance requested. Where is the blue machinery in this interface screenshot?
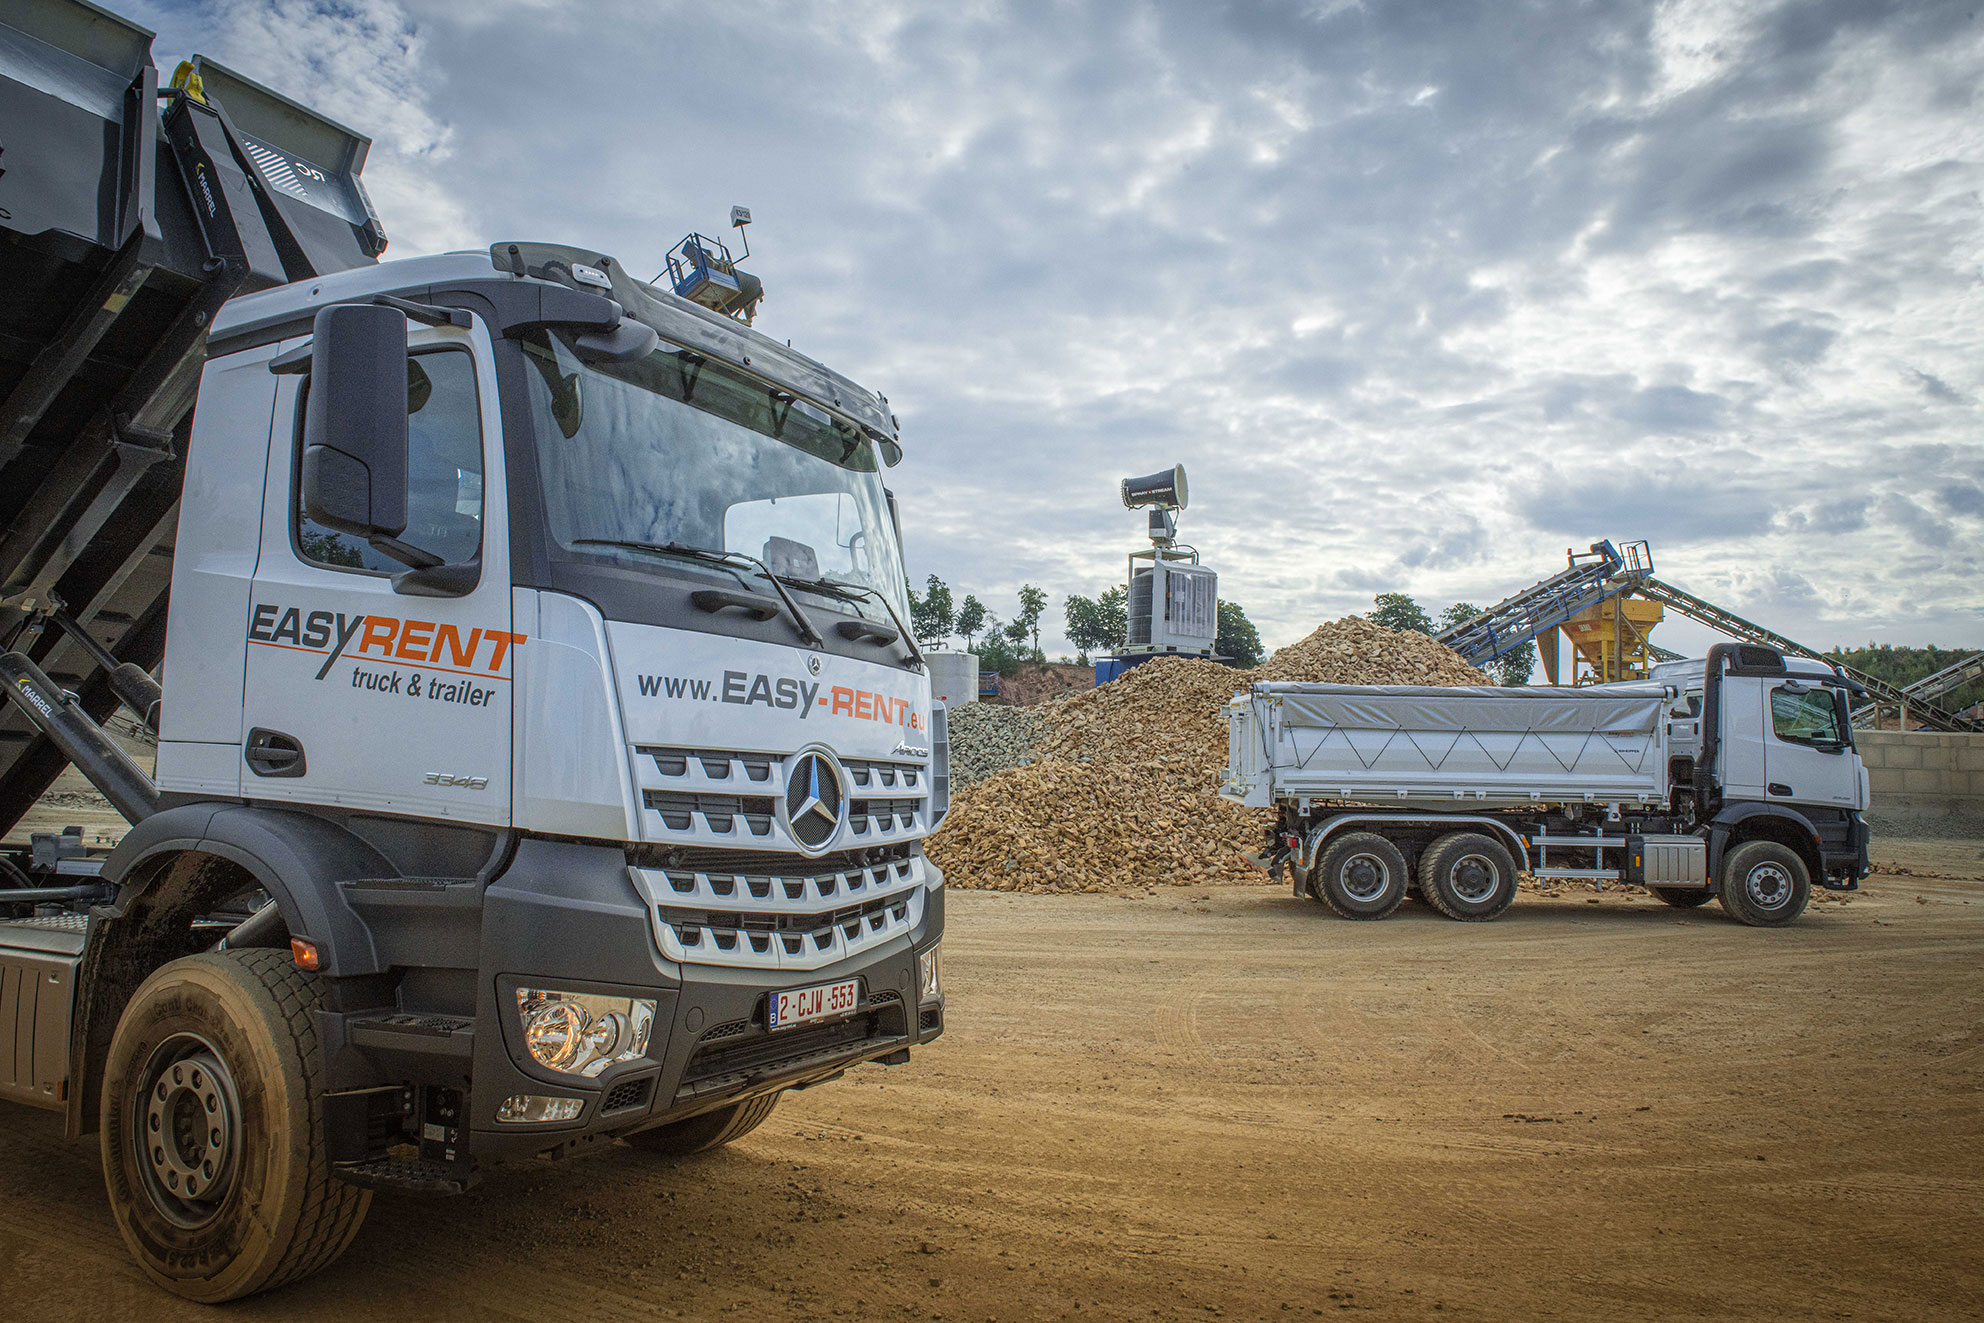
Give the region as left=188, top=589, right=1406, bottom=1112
left=1435, top=541, right=1980, bottom=733
left=1434, top=540, right=1664, bottom=673
left=660, top=208, right=764, bottom=324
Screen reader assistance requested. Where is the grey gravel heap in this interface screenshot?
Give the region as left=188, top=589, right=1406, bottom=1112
left=945, top=702, right=1045, bottom=788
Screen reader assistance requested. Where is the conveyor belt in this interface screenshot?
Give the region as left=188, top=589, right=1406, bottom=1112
left=1434, top=540, right=1653, bottom=666
left=1635, top=577, right=1980, bottom=733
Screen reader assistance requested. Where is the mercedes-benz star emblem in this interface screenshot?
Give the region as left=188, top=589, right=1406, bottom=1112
left=807, top=654, right=823, bottom=676
left=784, top=751, right=845, bottom=852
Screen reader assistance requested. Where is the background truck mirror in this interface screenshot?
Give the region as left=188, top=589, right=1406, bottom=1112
left=301, top=303, right=411, bottom=543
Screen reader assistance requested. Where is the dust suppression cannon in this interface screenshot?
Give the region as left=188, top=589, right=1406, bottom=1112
left=1110, top=464, right=1219, bottom=669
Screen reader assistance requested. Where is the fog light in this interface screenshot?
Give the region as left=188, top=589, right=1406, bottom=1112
left=515, top=989, right=657, bottom=1078
left=917, top=943, right=941, bottom=1000
left=495, top=1094, right=583, bottom=1124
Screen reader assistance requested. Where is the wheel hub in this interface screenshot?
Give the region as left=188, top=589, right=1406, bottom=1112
left=136, top=1036, right=242, bottom=1228
left=1745, top=862, right=1791, bottom=909
left=1340, top=853, right=1389, bottom=902
left=1449, top=854, right=1498, bottom=904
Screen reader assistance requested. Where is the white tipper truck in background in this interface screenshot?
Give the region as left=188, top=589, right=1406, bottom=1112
left=1222, top=644, right=1871, bottom=925
left=0, top=0, right=946, bottom=1300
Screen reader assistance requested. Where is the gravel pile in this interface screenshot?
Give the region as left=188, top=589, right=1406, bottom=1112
left=928, top=618, right=1485, bottom=894
left=944, top=702, right=1045, bottom=788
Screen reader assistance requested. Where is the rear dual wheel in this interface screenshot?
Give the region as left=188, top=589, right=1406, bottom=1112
left=1419, top=833, right=1518, bottom=922
left=1650, top=886, right=1714, bottom=909
left=1314, top=833, right=1410, bottom=919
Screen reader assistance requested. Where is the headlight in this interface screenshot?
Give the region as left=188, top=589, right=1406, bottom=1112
left=515, top=988, right=656, bottom=1078
left=917, top=943, right=941, bottom=1000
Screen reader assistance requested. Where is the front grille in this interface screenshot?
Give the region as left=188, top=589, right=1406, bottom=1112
left=849, top=798, right=922, bottom=836
left=643, top=791, right=776, bottom=837
left=630, top=744, right=932, bottom=853
left=629, top=846, right=930, bottom=971
left=844, top=759, right=921, bottom=791
left=642, top=748, right=776, bottom=782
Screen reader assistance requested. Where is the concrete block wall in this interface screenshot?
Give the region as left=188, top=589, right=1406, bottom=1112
left=1855, top=731, right=1984, bottom=816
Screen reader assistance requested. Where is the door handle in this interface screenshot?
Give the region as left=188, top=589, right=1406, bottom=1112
left=245, top=728, right=307, bottom=778
left=1767, top=782, right=1793, bottom=797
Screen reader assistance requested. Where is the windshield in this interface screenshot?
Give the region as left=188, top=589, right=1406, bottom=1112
left=520, top=329, right=909, bottom=619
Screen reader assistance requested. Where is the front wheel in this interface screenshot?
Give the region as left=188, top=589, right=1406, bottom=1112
left=625, top=1092, right=782, bottom=1156
left=1314, top=833, right=1409, bottom=919
left=1717, top=841, right=1811, bottom=927
left=100, top=950, right=370, bottom=1303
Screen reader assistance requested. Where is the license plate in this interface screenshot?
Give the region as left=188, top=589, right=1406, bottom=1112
left=768, top=977, right=860, bottom=1031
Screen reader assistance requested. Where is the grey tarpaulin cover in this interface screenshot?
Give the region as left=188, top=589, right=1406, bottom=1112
left=1237, top=681, right=1673, bottom=808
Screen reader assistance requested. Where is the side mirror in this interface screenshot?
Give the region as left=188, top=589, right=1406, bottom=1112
left=884, top=487, right=904, bottom=557
left=300, top=305, right=433, bottom=567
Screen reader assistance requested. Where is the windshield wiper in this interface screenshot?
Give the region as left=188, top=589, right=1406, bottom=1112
left=571, top=539, right=824, bottom=647
left=782, top=577, right=925, bottom=668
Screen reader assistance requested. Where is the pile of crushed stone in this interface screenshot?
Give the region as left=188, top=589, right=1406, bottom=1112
left=928, top=618, right=1486, bottom=894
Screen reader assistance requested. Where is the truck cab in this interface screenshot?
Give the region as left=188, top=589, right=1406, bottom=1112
left=0, top=4, right=944, bottom=1299
left=1654, top=653, right=1870, bottom=818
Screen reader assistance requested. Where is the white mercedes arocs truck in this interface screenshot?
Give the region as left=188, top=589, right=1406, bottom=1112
left=0, top=1, right=945, bottom=1300
left=1222, top=644, right=1871, bottom=925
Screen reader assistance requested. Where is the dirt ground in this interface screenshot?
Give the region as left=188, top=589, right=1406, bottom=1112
left=1, top=834, right=1980, bottom=1320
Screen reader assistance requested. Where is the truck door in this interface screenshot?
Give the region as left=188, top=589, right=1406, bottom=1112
left=1762, top=681, right=1859, bottom=809
left=239, top=318, right=513, bottom=825
left=1715, top=675, right=1768, bottom=802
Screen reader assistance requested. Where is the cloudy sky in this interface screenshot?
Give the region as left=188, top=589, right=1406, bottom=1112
left=137, top=0, right=1983, bottom=662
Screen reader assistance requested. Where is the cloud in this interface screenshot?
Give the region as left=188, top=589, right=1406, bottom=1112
left=137, top=0, right=1984, bottom=654
left=1909, top=369, right=1971, bottom=404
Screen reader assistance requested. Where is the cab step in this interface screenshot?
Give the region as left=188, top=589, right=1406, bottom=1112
left=332, top=1155, right=479, bottom=1195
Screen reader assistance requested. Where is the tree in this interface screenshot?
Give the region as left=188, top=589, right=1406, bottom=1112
left=1440, top=601, right=1530, bottom=685
left=1015, top=584, right=1048, bottom=658
left=1097, top=585, right=1126, bottom=648
left=1215, top=600, right=1264, bottom=667
left=955, top=594, right=987, bottom=648
left=908, top=573, right=954, bottom=647
left=1369, top=592, right=1433, bottom=635
left=1065, top=585, right=1132, bottom=664
left=1064, top=595, right=1105, bottom=665
left=1494, top=642, right=1536, bottom=687
left=974, top=629, right=1023, bottom=678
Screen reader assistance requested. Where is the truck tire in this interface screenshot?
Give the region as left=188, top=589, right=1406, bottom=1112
left=1419, top=832, right=1518, bottom=921
left=1717, top=841, right=1811, bottom=927
left=1650, top=886, right=1713, bottom=909
left=625, top=1092, right=782, bottom=1156
left=100, top=949, right=370, bottom=1303
left=1315, top=833, right=1409, bottom=919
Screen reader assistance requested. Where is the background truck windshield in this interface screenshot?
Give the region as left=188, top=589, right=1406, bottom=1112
left=522, top=329, right=909, bottom=617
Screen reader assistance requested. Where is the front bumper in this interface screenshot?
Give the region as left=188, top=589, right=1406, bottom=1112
left=463, top=837, right=944, bottom=1161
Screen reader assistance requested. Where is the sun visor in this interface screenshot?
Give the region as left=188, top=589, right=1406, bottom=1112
left=490, top=241, right=899, bottom=444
